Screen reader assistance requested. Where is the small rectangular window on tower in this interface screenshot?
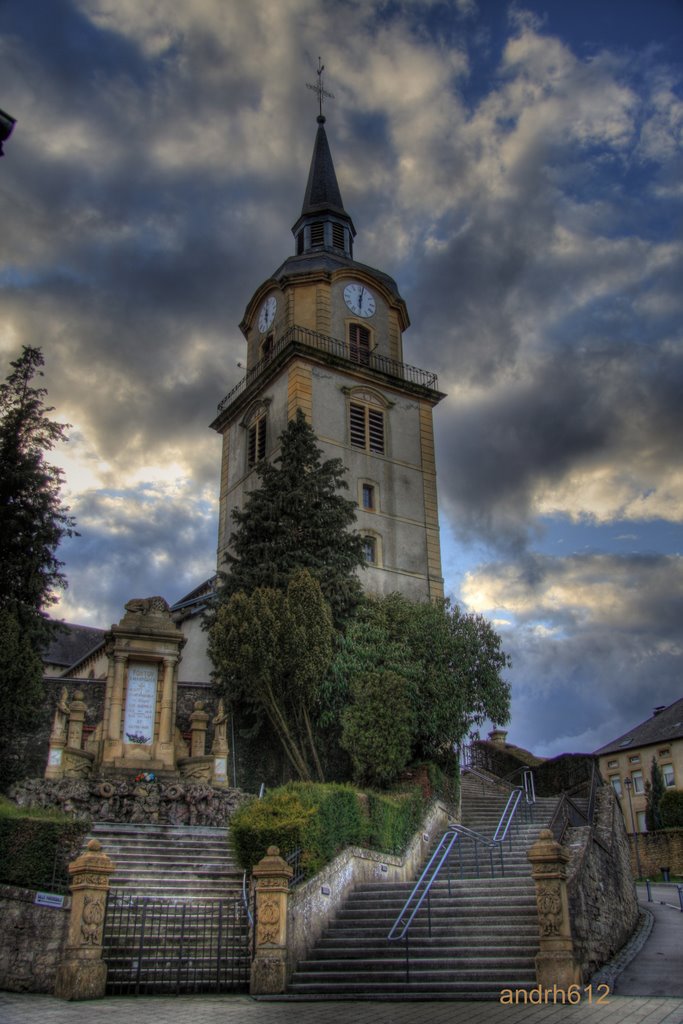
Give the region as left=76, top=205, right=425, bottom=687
left=310, top=222, right=325, bottom=247
left=362, top=483, right=375, bottom=510
left=332, top=223, right=345, bottom=250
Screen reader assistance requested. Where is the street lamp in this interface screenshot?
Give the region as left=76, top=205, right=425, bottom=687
left=0, top=108, right=16, bottom=156
left=624, top=776, right=643, bottom=879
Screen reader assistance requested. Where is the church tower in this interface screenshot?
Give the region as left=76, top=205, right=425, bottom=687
left=211, top=106, right=446, bottom=602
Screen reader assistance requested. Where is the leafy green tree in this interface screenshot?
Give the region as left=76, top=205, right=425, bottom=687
left=645, top=757, right=665, bottom=832
left=0, top=346, right=76, bottom=649
left=216, top=408, right=364, bottom=626
left=208, top=569, right=335, bottom=781
left=331, top=594, right=511, bottom=781
left=341, top=670, right=415, bottom=787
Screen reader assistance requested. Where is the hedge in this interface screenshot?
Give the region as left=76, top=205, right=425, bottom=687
left=0, top=797, right=90, bottom=892
left=231, top=781, right=426, bottom=878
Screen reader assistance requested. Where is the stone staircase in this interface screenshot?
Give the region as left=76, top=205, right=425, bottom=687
left=90, top=822, right=244, bottom=897
left=92, top=822, right=249, bottom=994
left=286, top=773, right=560, bottom=999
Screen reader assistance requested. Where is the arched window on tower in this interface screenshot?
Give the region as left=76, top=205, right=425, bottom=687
left=348, top=390, right=387, bottom=455
left=361, top=531, right=382, bottom=566
left=349, top=323, right=371, bottom=365
left=244, top=403, right=268, bottom=470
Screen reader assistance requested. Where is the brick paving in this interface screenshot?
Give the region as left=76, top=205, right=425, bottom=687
left=1, top=992, right=682, bottom=1024
left=2, top=882, right=682, bottom=1024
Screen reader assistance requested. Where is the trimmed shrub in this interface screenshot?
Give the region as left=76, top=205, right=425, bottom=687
left=231, top=781, right=426, bottom=878
left=0, top=797, right=90, bottom=891
left=365, top=788, right=425, bottom=856
left=660, top=790, right=683, bottom=829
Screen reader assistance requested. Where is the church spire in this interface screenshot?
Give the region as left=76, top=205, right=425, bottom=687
left=292, top=62, right=356, bottom=258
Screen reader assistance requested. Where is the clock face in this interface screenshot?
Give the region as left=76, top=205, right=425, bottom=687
left=258, top=295, right=277, bottom=333
left=344, top=282, right=376, bottom=319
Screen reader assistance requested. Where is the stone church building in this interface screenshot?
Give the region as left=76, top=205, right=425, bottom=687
left=36, top=109, right=445, bottom=790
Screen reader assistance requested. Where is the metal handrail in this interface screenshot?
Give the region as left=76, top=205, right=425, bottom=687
left=241, top=870, right=253, bottom=927
left=492, top=788, right=522, bottom=843
left=216, top=323, right=440, bottom=415
left=388, top=825, right=497, bottom=945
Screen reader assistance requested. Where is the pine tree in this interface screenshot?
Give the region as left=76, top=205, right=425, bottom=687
left=217, top=408, right=364, bottom=626
left=0, top=346, right=77, bottom=649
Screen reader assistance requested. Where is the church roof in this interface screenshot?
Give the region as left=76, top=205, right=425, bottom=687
left=271, top=250, right=403, bottom=304
left=594, top=696, right=683, bottom=755
left=42, top=622, right=107, bottom=670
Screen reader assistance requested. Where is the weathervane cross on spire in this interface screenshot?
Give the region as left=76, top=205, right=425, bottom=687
left=306, top=56, right=334, bottom=120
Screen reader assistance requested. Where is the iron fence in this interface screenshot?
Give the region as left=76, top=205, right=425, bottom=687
left=102, top=892, right=250, bottom=995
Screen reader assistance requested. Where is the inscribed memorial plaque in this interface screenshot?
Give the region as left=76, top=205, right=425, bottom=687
left=123, top=663, right=158, bottom=744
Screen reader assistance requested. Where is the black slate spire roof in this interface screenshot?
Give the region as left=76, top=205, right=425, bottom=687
left=292, top=115, right=355, bottom=257
left=300, top=115, right=347, bottom=217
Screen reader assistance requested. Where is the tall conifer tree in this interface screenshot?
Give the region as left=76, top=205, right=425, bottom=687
left=216, top=408, right=364, bottom=626
left=0, top=346, right=76, bottom=648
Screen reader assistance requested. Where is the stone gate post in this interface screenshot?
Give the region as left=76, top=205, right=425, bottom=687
left=250, top=845, right=293, bottom=995
left=54, top=839, right=115, bottom=1000
left=527, top=828, right=581, bottom=988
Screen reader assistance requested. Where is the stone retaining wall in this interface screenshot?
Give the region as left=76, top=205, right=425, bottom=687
left=285, top=800, right=450, bottom=981
left=0, top=885, right=70, bottom=992
left=565, top=785, right=639, bottom=979
left=627, top=828, right=683, bottom=878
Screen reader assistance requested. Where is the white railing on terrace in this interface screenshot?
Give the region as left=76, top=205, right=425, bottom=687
left=216, top=324, right=440, bottom=415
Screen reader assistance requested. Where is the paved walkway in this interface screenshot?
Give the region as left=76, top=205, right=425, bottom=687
left=2, top=883, right=682, bottom=1024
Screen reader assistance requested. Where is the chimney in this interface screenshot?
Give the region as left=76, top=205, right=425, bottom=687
left=488, top=728, right=508, bottom=747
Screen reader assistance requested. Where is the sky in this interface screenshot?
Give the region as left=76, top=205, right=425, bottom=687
left=1, top=0, right=682, bottom=760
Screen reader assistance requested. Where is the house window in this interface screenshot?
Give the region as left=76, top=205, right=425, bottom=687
left=350, top=402, right=385, bottom=454
left=659, top=748, right=670, bottom=758
left=310, top=222, right=325, bottom=247
left=663, top=764, right=675, bottom=788
left=349, top=323, right=371, bottom=365
left=636, top=810, right=647, bottom=833
left=631, top=771, right=644, bottom=794
left=607, top=760, right=618, bottom=769
left=628, top=755, right=640, bottom=764
left=247, top=414, right=266, bottom=469
left=610, top=776, right=622, bottom=798
left=362, top=483, right=376, bottom=510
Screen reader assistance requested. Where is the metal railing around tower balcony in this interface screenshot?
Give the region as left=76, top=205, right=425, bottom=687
left=216, top=324, right=440, bottom=415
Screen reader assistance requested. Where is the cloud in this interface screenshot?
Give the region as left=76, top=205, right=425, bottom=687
left=0, top=1, right=681, bottom=759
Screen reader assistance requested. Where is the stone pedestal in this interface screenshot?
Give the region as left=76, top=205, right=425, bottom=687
left=100, top=597, right=185, bottom=773
left=527, top=828, right=582, bottom=988
left=54, top=839, right=115, bottom=1000
left=250, top=846, right=293, bottom=995
left=189, top=701, right=209, bottom=757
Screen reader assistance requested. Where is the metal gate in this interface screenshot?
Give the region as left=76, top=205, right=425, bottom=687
left=102, top=892, right=250, bottom=995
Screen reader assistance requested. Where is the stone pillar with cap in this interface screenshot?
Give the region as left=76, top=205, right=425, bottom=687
left=189, top=701, right=210, bottom=757
left=527, top=828, right=582, bottom=988
left=250, top=846, right=293, bottom=995
left=54, top=839, right=115, bottom=1000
